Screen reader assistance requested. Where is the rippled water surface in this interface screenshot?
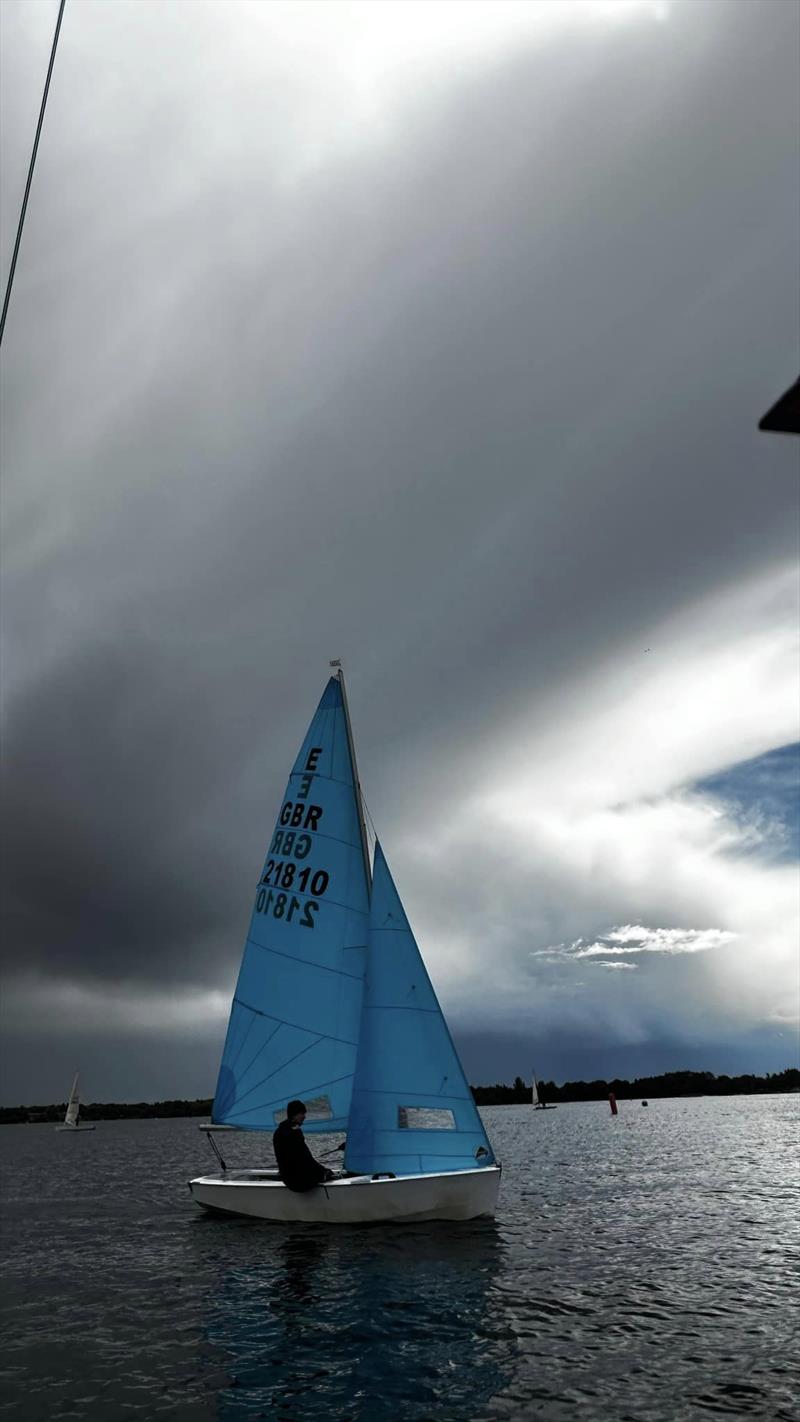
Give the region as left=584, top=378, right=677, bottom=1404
left=1, top=1097, right=797, bottom=1420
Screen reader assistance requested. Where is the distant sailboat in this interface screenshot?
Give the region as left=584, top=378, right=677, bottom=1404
left=55, top=1073, right=96, bottom=1132
left=532, top=1070, right=556, bottom=1111
left=189, top=671, right=500, bottom=1223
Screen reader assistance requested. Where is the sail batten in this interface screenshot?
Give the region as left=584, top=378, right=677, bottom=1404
left=212, top=677, right=370, bottom=1134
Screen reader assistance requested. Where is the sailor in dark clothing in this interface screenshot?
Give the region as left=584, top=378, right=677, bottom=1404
left=273, top=1100, right=335, bottom=1192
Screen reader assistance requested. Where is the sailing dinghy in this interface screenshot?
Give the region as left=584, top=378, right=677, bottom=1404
left=55, top=1073, right=96, bottom=1131
left=189, top=671, right=500, bottom=1223
left=532, top=1071, right=556, bottom=1111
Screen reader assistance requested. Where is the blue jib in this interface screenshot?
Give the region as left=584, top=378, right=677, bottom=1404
left=344, top=842, right=495, bottom=1177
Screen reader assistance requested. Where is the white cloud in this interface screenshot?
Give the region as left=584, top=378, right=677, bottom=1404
left=396, top=562, right=799, bottom=1046
left=572, top=925, right=737, bottom=957
left=592, top=961, right=638, bottom=970
left=479, top=563, right=798, bottom=817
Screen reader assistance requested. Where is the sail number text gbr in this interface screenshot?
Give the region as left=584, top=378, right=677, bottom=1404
left=254, top=746, right=330, bottom=930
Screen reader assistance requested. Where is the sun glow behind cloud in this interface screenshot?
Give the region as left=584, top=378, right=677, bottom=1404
left=210, top=0, right=671, bottom=174
left=246, top=0, right=671, bottom=84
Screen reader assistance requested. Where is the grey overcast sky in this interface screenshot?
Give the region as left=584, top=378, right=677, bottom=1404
left=1, top=0, right=798, bottom=1103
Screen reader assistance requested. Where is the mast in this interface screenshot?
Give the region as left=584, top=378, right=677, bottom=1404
left=337, top=668, right=373, bottom=891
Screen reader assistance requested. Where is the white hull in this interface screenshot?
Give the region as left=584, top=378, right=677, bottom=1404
left=188, top=1164, right=501, bottom=1223
left=55, top=1124, right=96, bottom=1132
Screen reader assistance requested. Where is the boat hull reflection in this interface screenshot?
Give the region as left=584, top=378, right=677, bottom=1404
left=200, top=1219, right=509, bottom=1420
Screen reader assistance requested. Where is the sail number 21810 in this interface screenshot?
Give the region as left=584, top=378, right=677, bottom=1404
left=254, top=757, right=329, bottom=929
left=255, top=860, right=330, bottom=931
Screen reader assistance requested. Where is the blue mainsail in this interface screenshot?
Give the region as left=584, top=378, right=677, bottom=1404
left=344, top=842, right=495, bottom=1176
left=212, top=677, right=370, bottom=1133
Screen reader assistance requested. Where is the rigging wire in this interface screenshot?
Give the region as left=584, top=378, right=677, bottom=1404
left=0, top=0, right=67, bottom=349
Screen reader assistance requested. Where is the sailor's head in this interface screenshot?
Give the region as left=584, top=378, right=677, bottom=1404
left=286, top=1099, right=306, bottom=1125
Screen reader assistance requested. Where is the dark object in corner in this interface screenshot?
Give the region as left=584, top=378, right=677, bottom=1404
left=759, top=377, right=800, bottom=434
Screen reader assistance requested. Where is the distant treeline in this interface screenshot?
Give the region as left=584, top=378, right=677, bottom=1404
left=471, top=1068, right=800, bottom=1106
left=2, top=1069, right=798, bottom=1123
left=0, top=1098, right=214, bottom=1125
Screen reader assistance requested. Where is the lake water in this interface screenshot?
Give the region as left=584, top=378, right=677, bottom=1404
left=0, top=1097, right=797, bottom=1420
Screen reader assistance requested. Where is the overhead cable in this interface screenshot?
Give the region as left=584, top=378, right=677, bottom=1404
left=0, top=0, right=67, bottom=348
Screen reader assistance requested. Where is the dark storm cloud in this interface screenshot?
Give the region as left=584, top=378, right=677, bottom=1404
left=1, top=636, right=255, bottom=982
left=1, top=0, right=798, bottom=1096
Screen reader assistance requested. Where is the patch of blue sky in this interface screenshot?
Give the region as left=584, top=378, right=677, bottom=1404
left=693, top=742, right=800, bottom=861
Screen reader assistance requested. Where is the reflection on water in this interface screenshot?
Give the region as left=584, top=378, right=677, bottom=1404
left=202, top=1221, right=511, bottom=1421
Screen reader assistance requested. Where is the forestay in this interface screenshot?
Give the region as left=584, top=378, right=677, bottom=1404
left=212, top=677, right=370, bottom=1133
left=345, top=842, right=495, bottom=1177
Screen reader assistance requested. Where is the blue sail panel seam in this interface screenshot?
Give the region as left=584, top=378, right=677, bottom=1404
left=232, top=997, right=358, bottom=1046
left=224, top=1010, right=258, bottom=1076
left=243, top=938, right=365, bottom=981
left=224, top=1071, right=355, bottom=1122
left=250, top=887, right=369, bottom=914
left=222, top=1019, right=286, bottom=1105
left=225, top=1036, right=329, bottom=1111
left=263, top=827, right=364, bottom=854
left=362, top=1004, right=440, bottom=1014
